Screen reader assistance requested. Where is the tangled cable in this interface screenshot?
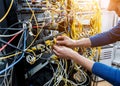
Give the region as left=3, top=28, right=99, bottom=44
left=0, top=0, right=101, bottom=85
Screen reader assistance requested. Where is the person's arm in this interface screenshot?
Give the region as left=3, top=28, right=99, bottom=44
left=73, top=53, right=120, bottom=85
left=92, top=62, right=120, bottom=85
left=53, top=45, right=94, bottom=72
left=56, top=36, right=92, bottom=47
left=74, top=21, right=120, bottom=47
left=69, top=50, right=94, bottom=72
left=53, top=45, right=120, bottom=85
left=75, top=21, right=120, bottom=47
left=90, top=21, right=120, bottom=47
left=74, top=38, right=92, bottom=47
left=69, top=51, right=120, bottom=86
left=56, top=21, right=120, bottom=48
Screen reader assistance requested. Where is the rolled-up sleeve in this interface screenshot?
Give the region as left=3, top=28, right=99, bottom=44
left=92, top=62, right=120, bottom=86
left=90, top=21, right=120, bottom=47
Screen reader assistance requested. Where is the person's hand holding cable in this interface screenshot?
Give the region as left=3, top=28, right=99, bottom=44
left=56, top=36, right=76, bottom=48
left=53, top=35, right=92, bottom=60
left=53, top=44, right=94, bottom=72
left=53, top=45, right=77, bottom=59
left=54, top=0, right=120, bottom=85
left=56, top=35, right=91, bottom=48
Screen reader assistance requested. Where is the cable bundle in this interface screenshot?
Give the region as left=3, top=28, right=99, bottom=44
left=0, top=0, right=101, bottom=85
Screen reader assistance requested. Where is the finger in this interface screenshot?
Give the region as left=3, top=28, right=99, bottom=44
left=53, top=45, right=60, bottom=52
left=56, top=41, right=65, bottom=45
left=53, top=49, right=60, bottom=56
left=56, top=36, right=65, bottom=40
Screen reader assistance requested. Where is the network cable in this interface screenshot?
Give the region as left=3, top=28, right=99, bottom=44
left=0, top=27, right=26, bottom=75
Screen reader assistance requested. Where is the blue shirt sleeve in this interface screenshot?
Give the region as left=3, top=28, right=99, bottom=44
left=90, top=21, right=120, bottom=47
left=92, top=62, right=120, bottom=86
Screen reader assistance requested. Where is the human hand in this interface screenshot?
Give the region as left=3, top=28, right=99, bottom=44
left=53, top=45, right=76, bottom=59
left=53, top=45, right=94, bottom=72
left=56, top=36, right=76, bottom=48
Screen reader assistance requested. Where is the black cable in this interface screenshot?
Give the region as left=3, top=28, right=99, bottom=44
left=3, top=22, right=26, bottom=35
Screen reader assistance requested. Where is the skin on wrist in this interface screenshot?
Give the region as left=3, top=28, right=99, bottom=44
left=69, top=51, right=94, bottom=72
left=75, top=38, right=91, bottom=47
